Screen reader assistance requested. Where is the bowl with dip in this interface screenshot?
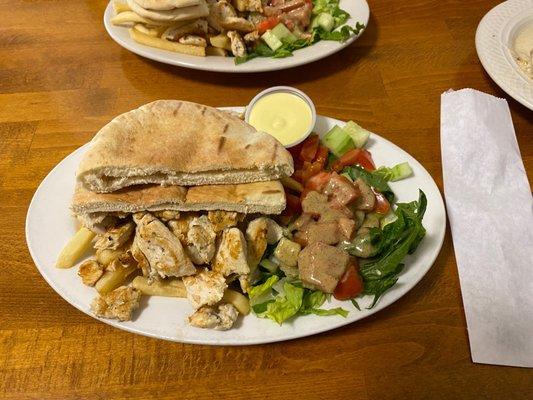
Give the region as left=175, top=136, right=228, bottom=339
left=245, top=86, right=317, bottom=148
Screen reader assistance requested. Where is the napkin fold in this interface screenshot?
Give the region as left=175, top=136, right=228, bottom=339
left=441, top=89, right=533, bottom=368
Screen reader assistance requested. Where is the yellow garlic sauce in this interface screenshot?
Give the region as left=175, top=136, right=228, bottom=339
left=248, top=92, right=313, bottom=146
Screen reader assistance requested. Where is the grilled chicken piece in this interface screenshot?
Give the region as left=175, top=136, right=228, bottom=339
left=185, top=215, right=217, bottom=265
left=94, top=221, right=135, bottom=250
left=78, top=259, right=104, bottom=286
left=179, top=35, right=208, bottom=47
left=207, top=0, right=237, bottom=31
left=213, top=227, right=250, bottom=277
left=167, top=213, right=196, bottom=242
left=221, top=17, right=255, bottom=32
left=153, top=210, right=181, bottom=222
left=183, top=269, right=227, bottom=309
left=245, top=218, right=268, bottom=270
left=207, top=210, right=242, bottom=233
left=227, top=31, right=247, bottom=57
left=133, top=213, right=195, bottom=279
left=91, top=286, right=141, bottom=321
left=131, top=234, right=151, bottom=277
left=243, top=30, right=260, bottom=43
left=188, top=303, right=238, bottom=330
left=233, top=0, right=262, bottom=12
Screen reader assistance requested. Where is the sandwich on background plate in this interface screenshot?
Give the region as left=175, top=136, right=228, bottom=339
left=58, top=100, right=294, bottom=331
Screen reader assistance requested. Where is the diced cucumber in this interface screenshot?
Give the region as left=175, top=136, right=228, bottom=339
left=344, top=121, right=370, bottom=148
left=261, top=30, right=283, bottom=51
left=316, top=13, right=335, bottom=32
left=380, top=211, right=398, bottom=228
left=322, top=125, right=355, bottom=157
left=271, top=23, right=297, bottom=43
left=259, top=258, right=278, bottom=273
left=390, top=162, right=413, bottom=181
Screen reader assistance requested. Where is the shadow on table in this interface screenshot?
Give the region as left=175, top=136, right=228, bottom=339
left=122, top=13, right=379, bottom=90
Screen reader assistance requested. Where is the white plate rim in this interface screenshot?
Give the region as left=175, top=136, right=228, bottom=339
left=475, top=0, right=533, bottom=110
left=26, top=109, right=446, bottom=346
left=103, top=0, right=370, bottom=73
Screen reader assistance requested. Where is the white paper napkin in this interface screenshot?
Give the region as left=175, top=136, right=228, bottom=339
left=441, top=88, right=533, bottom=368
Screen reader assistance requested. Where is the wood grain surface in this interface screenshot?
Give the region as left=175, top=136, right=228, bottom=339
left=1, top=0, right=532, bottom=399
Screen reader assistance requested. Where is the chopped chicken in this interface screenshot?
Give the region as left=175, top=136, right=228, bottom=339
left=133, top=213, right=195, bottom=279
left=78, top=259, right=104, bottom=286
left=185, top=215, right=217, bottom=265
left=243, top=30, right=260, bottom=44
left=179, top=35, right=208, bottom=47
left=213, top=227, right=250, bottom=277
left=246, top=217, right=268, bottom=270
left=131, top=234, right=150, bottom=277
left=183, top=269, right=227, bottom=309
left=207, top=210, right=243, bottom=233
left=207, top=0, right=237, bottom=31
left=227, top=31, right=246, bottom=57
left=91, top=286, right=141, bottom=321
left=188, top=303, right=238, bottom=330
left=94, top=221, right=135, bottom=250
left=234, top=0, right=263, bottom=12
left=167, top=213, right=196, bottom=241
left=221, top=17, right=255, bottom=32
left=153, top=210, right=181, bottom=222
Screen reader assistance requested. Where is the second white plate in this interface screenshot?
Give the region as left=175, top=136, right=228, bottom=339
left=103, top=0, right=370, bottom=73
left=476, top=0, right=533, bottom=110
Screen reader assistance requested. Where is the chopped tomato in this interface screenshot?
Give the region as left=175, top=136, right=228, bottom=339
left=301, top=161, right=324, bottom=182
left=305, top=171, right=331, bottom=192
left=333, top=263, right=364, bottom=300
left=373, top=189, right=390, bottom=214
left=332, top=149, right=361, bottom=172
left=256, top=16, right=279, bottom=34
left=357, top=149, right=376, bottom=171
left=314, top=145, right=329, bottom=169
left=285, top=191, right=302, bottom=213
left=300, top=134, right=319, bottom=162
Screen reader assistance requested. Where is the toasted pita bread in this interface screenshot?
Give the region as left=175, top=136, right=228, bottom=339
left=72, top=181, right=286, bottom=231
left=133, top=0, right=201, bottom=10
left=127, top=0, right=209, bottom=21
left=77, top=100, right=293, bottom=193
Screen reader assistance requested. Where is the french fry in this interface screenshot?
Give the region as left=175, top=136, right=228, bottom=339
left=206, top=46, right=227, bottom=57
left=134, top=24, right=163, bottom=37
left=132, top=276, right=187, bottom=297
left=95, top=262, right=138, bottom=295
left=222, top=289, right=250, bottom=315
left=111, top=11, right=166, bottom=27
left=113, top=0, right=131, bottom=13
left=56, top=227, right=95, bottom=268
left=281, top=176, right=304, bottom=193
left=129, top=28, right=206, bottom=56
left=95, top=248, right=124, bottom=266
left=209, top=33, right=232, bottom=51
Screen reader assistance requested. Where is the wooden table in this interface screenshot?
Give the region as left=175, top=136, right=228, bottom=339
left=1, top=0, right=532, bottom=398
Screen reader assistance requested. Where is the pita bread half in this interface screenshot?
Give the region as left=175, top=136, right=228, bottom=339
left=133, top=0, right=200, bottom=10
left=77, top=100, right=294, bottom=193
left=127, top=0, right=208, bottom=21
left=72, top=181, right=286, bottom=230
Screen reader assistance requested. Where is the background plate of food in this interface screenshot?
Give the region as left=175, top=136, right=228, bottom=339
left=26, top=101, right=445, bottom=345
left=103, top=0, right=369, bottom=72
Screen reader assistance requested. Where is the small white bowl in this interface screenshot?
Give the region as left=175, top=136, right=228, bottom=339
left=244, top=86, right=317, bottom=148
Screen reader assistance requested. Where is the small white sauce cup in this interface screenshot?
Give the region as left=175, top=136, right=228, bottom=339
left=244, top=86, right=317, bottom=148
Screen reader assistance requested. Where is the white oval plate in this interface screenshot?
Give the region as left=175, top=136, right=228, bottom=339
left=103, top=0, right=369, bottom=73
left=475, top=0, right=533, bottom=110
left=26, top=110, right=446, bottom=345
